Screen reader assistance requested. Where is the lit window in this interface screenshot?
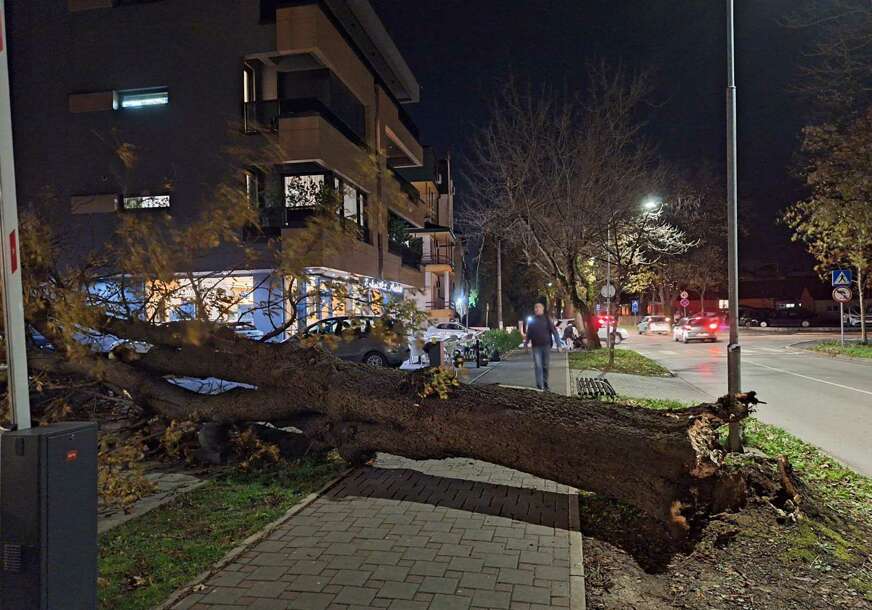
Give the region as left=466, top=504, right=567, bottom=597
left=118, top=87, right=169, bottom=109
left=123, top=195, right=171, bottom=209
left=244, top=171, right=261, bottom=206
left=285, top=175, right=324, bottom=208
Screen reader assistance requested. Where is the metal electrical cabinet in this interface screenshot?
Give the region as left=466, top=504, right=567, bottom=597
left=0, top=422, right=98, bottom=610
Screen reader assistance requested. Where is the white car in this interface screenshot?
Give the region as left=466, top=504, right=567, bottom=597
left=554, top=319, right=628, bottom=346
left=424, top=321, right=479, bottom=342
left=598, top=326, right=628, bottom=345
left=637, top=315, right=672, bottom=335
left=843, top=307, right=872, bottom=327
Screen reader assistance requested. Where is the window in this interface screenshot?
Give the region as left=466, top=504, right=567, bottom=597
left=118, top=87, right=169, bottom=109
left=285, top=174, right=325, bottom=208
left=243, top=64, right=256, bottom=104
left=334, top=176, right=367, bottom=230
left=244, top=170, right=261, bottom=206
left=123, top=195, right=170, bottom=210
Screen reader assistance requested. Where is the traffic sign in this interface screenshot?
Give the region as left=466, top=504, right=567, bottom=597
left=679, top=298, right=691, bottom=308
left=631, top=299, right=639, bottom=315
left=600, top=284, right=616, bottom=298
left=831, top=269, right=853, bottom=286
left=832, top=286, right=853, bottom=303
left=680, top=290, right=689, bottom=299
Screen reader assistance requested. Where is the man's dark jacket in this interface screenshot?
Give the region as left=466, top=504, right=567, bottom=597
left=526, top=315, right=558, bottom=348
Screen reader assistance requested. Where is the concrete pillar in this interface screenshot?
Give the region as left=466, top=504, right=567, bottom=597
left=443, top=271, right=450, bottom=306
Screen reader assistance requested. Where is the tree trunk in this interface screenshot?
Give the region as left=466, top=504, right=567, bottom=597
left=569, top=292, right=601, bottom=349
left=29, top=338, right=755, bottom=537
left=496, top=239, right=503, bottom=329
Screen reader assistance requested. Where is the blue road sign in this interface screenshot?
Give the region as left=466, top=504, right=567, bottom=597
left=631, top=299, right=640, bottom=314
left=832, top=269, right=853, bottom=286
left=595, top=303, right=601, bottom=314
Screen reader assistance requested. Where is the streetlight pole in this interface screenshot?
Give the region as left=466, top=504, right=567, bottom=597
left=726, top=0, right=743, bottom=451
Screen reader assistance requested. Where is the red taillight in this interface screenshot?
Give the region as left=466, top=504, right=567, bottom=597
left=709, top=323, right=718, bottom=330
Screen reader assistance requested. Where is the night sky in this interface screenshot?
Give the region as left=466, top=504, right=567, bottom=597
left=373, top=0, right=813, bottom=270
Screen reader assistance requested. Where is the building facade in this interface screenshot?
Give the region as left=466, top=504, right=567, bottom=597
left=8, top=0, right=459, bottom=335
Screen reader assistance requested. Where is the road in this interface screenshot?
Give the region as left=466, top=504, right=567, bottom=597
left=625, top=330, right=872, bottom=476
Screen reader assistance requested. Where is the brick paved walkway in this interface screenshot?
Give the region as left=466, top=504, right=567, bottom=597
left=173, top=455, right=582, bottom=610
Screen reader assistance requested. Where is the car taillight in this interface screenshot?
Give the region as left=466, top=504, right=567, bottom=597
left=664, top=317, right=670, bottom=322
left=709, top=322, right=718, bottom=330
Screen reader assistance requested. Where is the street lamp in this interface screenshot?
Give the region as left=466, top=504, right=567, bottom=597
left=642, top=197, right=661, bottom=211
left=725, top=0, right=743, bottom=451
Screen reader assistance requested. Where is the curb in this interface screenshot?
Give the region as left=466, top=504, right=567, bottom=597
left=568, top=491, right=586, bottom=610
left=156, top=467, right=353, bottom=610
left=788, top=340, right=872, bottom=365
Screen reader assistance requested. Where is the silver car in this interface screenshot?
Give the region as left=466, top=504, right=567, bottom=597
left=675, top=317, right=720, bottom=343
left=303, top=316, right=410, bottom=367
left=637, top=315, right=672, bottom=335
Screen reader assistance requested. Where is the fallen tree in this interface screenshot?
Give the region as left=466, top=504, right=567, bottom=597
left=27, top=317, right=790, bottom=539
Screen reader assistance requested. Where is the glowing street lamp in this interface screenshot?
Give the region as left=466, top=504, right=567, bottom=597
left=642, top=197, right=661, bottom=211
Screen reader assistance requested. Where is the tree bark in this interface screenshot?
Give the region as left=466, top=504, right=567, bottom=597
left=28, top=326, right=757, bottom=536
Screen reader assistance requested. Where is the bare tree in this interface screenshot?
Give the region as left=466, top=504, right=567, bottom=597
left=463, top=67, right=667, bottom=348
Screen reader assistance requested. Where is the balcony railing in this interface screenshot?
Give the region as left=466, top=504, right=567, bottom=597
left=421, top=248, right=454, bottom=267
left=388, top=240, right=422, bottom=269
left=243, top=98, right=366, bottom=147
left=428, top=296, right=447, bottom=310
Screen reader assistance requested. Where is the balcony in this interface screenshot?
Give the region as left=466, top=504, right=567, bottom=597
left=244, top=98, right=365, bottom=147
left=388, top=240, right=422, bottom=269
left=421, top=246, right=455, bottom=268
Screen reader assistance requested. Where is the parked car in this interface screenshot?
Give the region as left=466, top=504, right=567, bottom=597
left=221, top=321, right=264, bottom=341
left=553, top=319, right=628, bottom=347
left=637, top=315, right=672, bottom=335
left=739, top=308, right=772, bottom=327
left=302, top=316, right=409, bottom=367
left=843, top=306, right=872, bottom=327
left=674, top=317, right=720, bottom=343
left=424, top=321, right=480, bottom=342
left=599, top=326, right=629, bottom=344
left=758, top=309, right=819, bottom=328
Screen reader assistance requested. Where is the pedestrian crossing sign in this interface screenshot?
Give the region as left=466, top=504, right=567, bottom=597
left=831, top=269, right=853, bottom=286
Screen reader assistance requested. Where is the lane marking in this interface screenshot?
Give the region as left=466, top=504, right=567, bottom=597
left=747, top=361, right=872, bottom=397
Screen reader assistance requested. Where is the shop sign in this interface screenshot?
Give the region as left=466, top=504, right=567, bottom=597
left=362, top=277, right=404, bottom=294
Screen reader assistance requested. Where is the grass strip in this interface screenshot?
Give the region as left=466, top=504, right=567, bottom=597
left=98, top=457, right=343, bottom=610
left=569, top=348, right=672, bottom=377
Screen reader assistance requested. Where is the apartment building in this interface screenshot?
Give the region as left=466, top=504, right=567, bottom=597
left=8, top=0, right=459, bottom=334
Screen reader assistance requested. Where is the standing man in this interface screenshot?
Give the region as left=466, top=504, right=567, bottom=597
left=524, top=301, right=561, bottom=391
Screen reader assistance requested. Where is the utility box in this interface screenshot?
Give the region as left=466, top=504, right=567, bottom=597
left=0, top=422, right=98, bottom=610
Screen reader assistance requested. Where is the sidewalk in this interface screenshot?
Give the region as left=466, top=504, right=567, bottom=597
left=170, top=355, right=584, bottom=610
left=468, top=350, right=570, bottom=396
left=570, top=369, right=713, bottom=403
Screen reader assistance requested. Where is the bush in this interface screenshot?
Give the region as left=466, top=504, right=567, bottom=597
left=479, top=328, right=523, bottom=355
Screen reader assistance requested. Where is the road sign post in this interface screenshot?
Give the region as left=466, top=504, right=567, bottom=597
left=0, top=0, right=31, bottom=430
left=833, top=286, right=853, bottom=347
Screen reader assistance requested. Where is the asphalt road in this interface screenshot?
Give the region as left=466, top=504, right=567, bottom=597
left=626, top=330, right=872, bottom=476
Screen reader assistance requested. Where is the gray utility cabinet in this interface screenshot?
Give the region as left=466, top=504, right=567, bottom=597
left=0, top=422, right=97, bottom=609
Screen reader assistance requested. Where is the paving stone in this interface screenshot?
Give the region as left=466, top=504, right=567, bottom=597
left=387, top=600, right=428, bottom=610
left=286, top=592, right=334, bottom=610
left=439, top=544, right=472, bottom=557
left=333, top=586, right=377, bottom=606
left=409, top=560, right=448, bottom=577
left=430, top=593, right=473, bottom=609
left=287, top=560, right=327, bottom=575
left=446, top=557, right=485, bottom=573
left=497, top=568, right=535, bottom=586
left=511, top=585, right=551, bottom=605
left=402, top=547, right=438, bottom=562
left=534, top=565, right=570, bottom=581
left=207, top=572, right=246, bottom=587
left=472, top=589, right=513, bottom=609
left=288, top=573, right=329, bottom=592
left=418, top=576, right=460, bottom=595
left=247, top=566, right=287, bottom=581
left=376, top=580, right=420, bottom=600
left=481, top=553, right=519, bottom=570
left=371, top=565, right=410, bottom=582
left=326, top=556, right=366, bottom=571
left=201, top=587, right=245, bottom=605
left=246, top=580, right=287, bottom=598
left=247, top=598, right=288, bottom=610
left=459, top=572, right=497, bottom=591
left=518, top=550, right=553, bottom=566
left=330, top=569, right=371, bottom=587
left=461, top=528, right=495, bottom=542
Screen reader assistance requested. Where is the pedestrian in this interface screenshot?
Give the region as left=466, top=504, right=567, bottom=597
left=562, top=321, right=577, bottom=352
left=524, top=301, right=561, bottom=391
